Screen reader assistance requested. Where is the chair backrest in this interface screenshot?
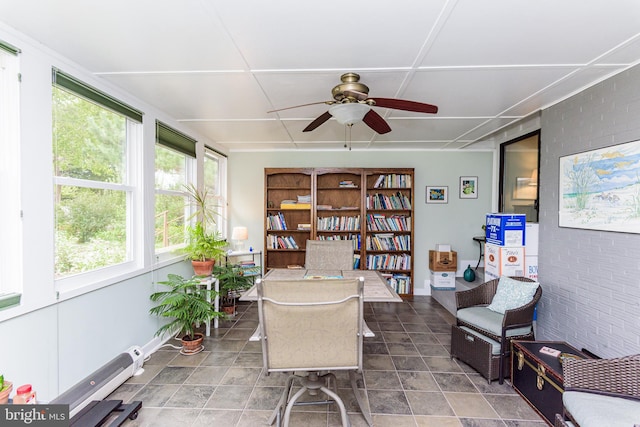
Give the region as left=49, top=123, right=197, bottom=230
left=304, top=239, right=354, bottom=270
left=256, top=277, right=364, bottom=372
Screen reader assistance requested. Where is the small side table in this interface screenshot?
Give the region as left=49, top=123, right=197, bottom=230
left=472, top=236, right=485, bottom=270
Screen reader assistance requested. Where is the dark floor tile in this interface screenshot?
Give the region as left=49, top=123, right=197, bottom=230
left=185, top=366, right=229, bottom=385
left=220, top=367, right=262, bottom=386
left=386, top=342, right=419, bottom=356
left=392, top=355, right=429, bottom=371
left=367, top=390, right=411, bottom=415
left=432, top=373, right=478, bottom=393
left=423, top=356, right=464, bottom=373
left=200, top=351, right=238, bottom=366
left=205, top=385, right=253, bottom=409
left=483, top=394, right=541, bottom=420
left=245, top=386, right=286, bottom=410
left=193, top=409, right=243, bottom=426
left=131, top=384, right=180, bottom=407
left=397, top=371, right=439, bottom=391
left=165, top=384, right=215, bottom=408
left=127, top=407, right=201, bottom=427
left=149, top=366, right=195, bottom=385
left=363, top=370, right=402, bottom=390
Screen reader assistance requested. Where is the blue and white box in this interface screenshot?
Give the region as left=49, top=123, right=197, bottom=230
left=485, top=213, right=526, bottom=246
left=430, top=270, right=456, bottom=289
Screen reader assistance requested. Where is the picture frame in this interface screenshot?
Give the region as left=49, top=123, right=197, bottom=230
left=459, top=176, right=478, bottom=199
left=559, top=138, right=640, bottom=233
left=426, top=186, right=448, bottom=204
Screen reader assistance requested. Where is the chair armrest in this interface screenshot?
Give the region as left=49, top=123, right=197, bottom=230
left=563, top=354, right=640, bottom=399
left=455, top=279, right=499, bottom=309
left=502, top=286, right=542, bottom=330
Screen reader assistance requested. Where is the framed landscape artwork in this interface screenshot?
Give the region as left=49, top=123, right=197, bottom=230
left=426, top=186, right=448, bottom=204
left=459, top=176, right=478, bottom=199
left=559, top=139, right=640, bottom=233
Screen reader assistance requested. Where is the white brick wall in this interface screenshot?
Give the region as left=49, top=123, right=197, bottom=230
left=537, top=65, right=640, bottom=357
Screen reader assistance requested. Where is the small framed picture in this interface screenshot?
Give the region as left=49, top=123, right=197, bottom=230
left=459, top=176, right=478, bottom=199
left=426, top=186, right=448, bottom=204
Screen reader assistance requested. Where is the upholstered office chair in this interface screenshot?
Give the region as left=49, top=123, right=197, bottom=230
left=304, top=239, right=354, bottom=270
left=256, top=277, right=372, bottom=427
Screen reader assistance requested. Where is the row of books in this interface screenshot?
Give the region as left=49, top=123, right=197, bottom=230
left=382, top=273, right=411, bottom=294
left=339, top=180, right=358, bottom=188
left=366, top=192, right=412, bottom=210
left=366, top=214, right=411, bottom=231
left=266, top=212, right=288, bottom=230
left=366, top=253, right=411, bottom=270
left=317, top=234, right=361, bottom=249
left=372, top=174, right=412, bottom=189
left=317, top=215, right=361, bottom=231
left=366, top=233, right=410, bottom=251
left=266, top=235, right=299, bottom=249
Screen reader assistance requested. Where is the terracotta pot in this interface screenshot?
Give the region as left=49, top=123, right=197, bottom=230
left=223, top=305, right=236, bottom=316
left=181, top=333, right=204, bottom=355
left=0, top=381, right=13, bottom=404
left=192, top=259, right=215, bottom=276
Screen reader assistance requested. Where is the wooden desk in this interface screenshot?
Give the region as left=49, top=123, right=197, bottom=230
left=239, top=269, right=403, bottom=303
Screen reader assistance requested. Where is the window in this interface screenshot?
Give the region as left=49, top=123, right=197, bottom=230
left=0, top=41, right=22, bottom=308
left=155, top=121, right=196, bottom=255
left=499, top=131, right=540, bottom=222
left=52, top=69, right=143, bottom=290
left=204, top=147, right=227, bottom=236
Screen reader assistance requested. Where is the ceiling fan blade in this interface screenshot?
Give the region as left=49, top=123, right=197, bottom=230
left=303, top=111, right=332, bottom=132
left=363, top=110, right=391, bottom=134
left=369, top=97, right=438, bottom=114
left=267, top=101, right=333, bottom=113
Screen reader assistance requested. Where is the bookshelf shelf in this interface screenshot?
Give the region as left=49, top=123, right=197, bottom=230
left=264, top=167, right=414, bottom=299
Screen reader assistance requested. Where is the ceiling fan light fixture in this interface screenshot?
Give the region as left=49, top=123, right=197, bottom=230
left=329, top=103, right=369, bottom=125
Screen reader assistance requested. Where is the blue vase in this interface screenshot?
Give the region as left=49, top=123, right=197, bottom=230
left=463, top=264, right=476, bottom=282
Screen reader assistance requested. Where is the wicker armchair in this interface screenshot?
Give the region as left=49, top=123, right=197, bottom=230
left=451, top=276, right=541, bottom=384
left=555, top=354, right=640, bottom=427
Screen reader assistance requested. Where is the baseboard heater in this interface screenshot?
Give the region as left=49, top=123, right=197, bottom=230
left=51, top=346, right=144, bottom=419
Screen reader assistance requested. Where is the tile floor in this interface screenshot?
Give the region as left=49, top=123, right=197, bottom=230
left=108, top=295, right=546, bottom=427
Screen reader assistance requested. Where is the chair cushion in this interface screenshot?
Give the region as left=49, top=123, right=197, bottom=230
left=457, top=306, right=532, bottom=337
left=563, top=391, right=640, bottom=427
left=486, top=276, right=539, bottom=314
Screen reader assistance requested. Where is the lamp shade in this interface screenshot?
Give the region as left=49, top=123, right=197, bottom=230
left=329, top=103, right=369, bottom=125
left=231, top=226, right=248, bottom=241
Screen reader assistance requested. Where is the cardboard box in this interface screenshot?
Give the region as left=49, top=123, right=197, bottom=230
left=484, top=243, right=526, bottom=279
left=430, top=270, right=456, bottom=289
left=429, top=250, right=457, bottom=271
left=525, top=223, right=539, bottom=256
left=485, top=213, right=526, bottom=246
left=525, top=255, right=538, bottom=280
left=435, top=243, right=451, bottom=252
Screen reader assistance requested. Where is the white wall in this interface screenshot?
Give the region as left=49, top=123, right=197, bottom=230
left=0, top=23, right=220, bottom=401
left=227, top=150, right=494, bottom=294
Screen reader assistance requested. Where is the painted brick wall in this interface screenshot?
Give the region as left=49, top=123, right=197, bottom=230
left=537, top=65, right=640, bottom=357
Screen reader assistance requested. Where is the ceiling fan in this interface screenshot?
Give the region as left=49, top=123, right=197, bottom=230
left=268, top=73, right=438, bottom=134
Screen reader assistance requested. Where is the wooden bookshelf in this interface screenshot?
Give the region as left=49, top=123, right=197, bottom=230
left=264, top=168, right=414, bottom=299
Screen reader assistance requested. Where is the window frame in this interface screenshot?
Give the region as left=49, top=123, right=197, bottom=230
left=52, top=70, right=144, bottom=294
left=0, top=42, right=22, bottom=309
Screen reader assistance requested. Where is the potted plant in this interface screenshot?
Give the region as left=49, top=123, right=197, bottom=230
left=181, top=184, right=227, bottom=276
left=149, top=274, right=224, bottom=355
left=214, top=263, right=257, bottom=316
left=0, top=375, right=12, bottom=404
left=182, top=223, right=227, bottom=276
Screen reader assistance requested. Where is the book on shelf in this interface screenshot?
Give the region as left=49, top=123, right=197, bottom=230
left=280, top=203, right=311, bottom=209
left=317, top=204, right=333, bottom=210
left=339, top=180, right=357, bottom=188
left=297, top=223, right=311, bottom=230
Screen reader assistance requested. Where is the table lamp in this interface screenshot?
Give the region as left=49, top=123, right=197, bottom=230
left=231, top=226, right=248, bottom=252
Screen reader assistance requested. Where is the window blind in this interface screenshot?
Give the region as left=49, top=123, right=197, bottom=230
left=0, top=40, right=20, bottom=55
left=52, top=68, right=143, bottom=123
left=156, top=121, right=197, bottom=158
